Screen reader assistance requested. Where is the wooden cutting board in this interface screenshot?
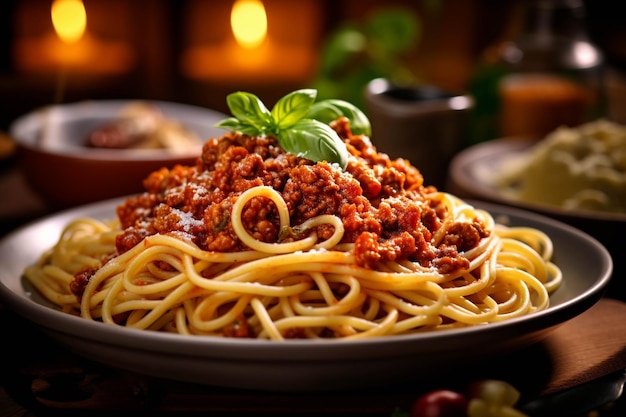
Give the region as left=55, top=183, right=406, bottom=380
left=1, top=297, right=625, bottom=416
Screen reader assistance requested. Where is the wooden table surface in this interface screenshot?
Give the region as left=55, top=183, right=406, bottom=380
left=1, top=297, right=625, bottom=416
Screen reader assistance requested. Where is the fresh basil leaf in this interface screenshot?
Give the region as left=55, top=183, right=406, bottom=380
left=214, top=117, right=242, bottom=130
left=215, top=89, right=356, bottom=170
left=278, top=119, right=348, bottom=169
left=214, top=117, right=263, bottom=136
left=271, top=89, right=317, bottom=130
left=225, top=91, right=274, bottom=133
left=307, top=99, right=372, bottom=136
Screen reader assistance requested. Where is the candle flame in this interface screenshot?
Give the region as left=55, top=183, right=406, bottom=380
left=51, top=0, right=87, bottom=44
left=230, top=0, right=267, bottom=49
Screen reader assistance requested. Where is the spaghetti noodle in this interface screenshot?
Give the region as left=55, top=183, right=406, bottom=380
left=24, top=117, right=562, bottom=340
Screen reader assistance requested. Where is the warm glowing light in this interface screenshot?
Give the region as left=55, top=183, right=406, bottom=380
left=230, top=0, right=267, bottom=49
left=51, top=0, right=86, bottom=44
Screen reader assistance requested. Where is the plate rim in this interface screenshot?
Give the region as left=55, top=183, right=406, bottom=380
left=0, top=196, right=614, bottom=379
left=449, top=138, right=626, bottom=223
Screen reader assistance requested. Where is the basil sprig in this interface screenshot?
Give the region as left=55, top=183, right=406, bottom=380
left=215, top=89, right=371, bottom=169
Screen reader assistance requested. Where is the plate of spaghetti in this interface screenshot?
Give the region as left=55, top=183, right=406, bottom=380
left=0, top=90, right=612, bottom=392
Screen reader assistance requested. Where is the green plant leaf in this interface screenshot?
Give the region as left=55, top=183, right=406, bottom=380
left=215, top=89, right=358, bottom=170
left=271, top=89, right=317, bottom=130
left=365, top=8, right=420, bottom=55
left=278, top=119, right=348, bottom=168
left=214, top=117, right=261, bottom=136
left=225, top=91, right=274, bottom=134
left=307, top=99, right=371, bottom=136
left=214, top=117, right=240, bottom=129
left=318, top=26, right=367, bottom=74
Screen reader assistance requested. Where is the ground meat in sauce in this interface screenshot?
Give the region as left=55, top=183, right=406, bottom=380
left=111, top=116, right=490, bottom=272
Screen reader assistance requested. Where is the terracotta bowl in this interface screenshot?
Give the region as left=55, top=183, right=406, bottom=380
left=10, top=100, right=226, bottom=209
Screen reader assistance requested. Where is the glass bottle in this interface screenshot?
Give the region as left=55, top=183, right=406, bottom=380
left=467, top=0, right=605, bottom=145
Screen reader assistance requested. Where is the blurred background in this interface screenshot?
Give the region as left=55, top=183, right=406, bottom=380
left=2, top=0, right=625, bottom=132
left=2, top=0, right=626, bottom=225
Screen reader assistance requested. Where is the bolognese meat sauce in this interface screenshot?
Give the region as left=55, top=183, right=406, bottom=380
left=115, top=117, right=490, bottom=272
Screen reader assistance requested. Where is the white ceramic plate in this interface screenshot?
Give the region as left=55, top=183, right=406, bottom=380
left=448, top=139, right=626, bottom=223
left=0, top=198, right=612, bottom=392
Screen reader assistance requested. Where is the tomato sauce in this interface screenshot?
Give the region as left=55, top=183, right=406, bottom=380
left=115, top=117, right=489, bottom=272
